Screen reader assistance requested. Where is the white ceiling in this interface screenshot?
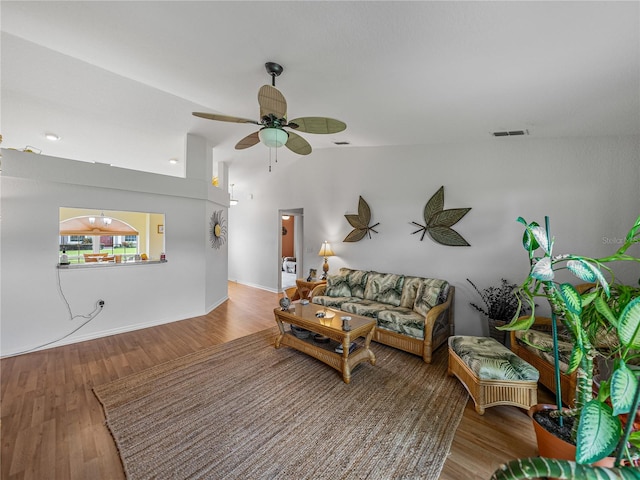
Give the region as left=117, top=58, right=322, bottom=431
left=2, top=1, right=638, bottom=182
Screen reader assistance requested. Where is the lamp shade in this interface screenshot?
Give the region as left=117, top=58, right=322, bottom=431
left=258, top=127, right=288, bottom=148
left=318, top=241, right=335, bottom=257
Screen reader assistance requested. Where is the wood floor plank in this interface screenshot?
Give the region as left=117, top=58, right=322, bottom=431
left=1, top=281, right=545, bottom=479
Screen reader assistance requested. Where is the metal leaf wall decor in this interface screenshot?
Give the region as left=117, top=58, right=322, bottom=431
left=411, top=186, right=471, bottom=246
left=344, top=196, right=379, bottom=242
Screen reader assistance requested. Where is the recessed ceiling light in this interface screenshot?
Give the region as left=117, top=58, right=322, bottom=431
left=169, top=158, right=179, bottom=164
left=45, top=133, right=60, bottom=141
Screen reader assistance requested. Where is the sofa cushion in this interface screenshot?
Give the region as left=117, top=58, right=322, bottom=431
left=449, top=335, right=539, bottom=382
left=312, top=296, right=359, bottom=309
left=413, top=279, right=449, bottom=317
left=341, top=268, right=369, bottom=298
left=363, top=272, right=404, bottom=307
left=325, top=272, right=351, bottom=297
left=377, top=307, right=425, bottom=339
left=399, top=276, right=424, bottom=309
left=341, top=299, right=392, bottom=319
left=514, top=329, right=573, bottom=373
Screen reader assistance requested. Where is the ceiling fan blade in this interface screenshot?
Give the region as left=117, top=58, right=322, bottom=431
left=258, top=85, right=287, bottom=119
left=285, top=131, right=312, bottom=155
left=235, top=131, right=260, bottom=150
left=288, top=117, right=346, bottom=134
left=193, top=112, right=259, bottom=124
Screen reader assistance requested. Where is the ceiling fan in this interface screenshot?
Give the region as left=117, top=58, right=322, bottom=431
left=193, top=62, right=346, bottom=156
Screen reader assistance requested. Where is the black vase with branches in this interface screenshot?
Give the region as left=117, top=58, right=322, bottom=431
left=467, top=278, right=531, bottom=344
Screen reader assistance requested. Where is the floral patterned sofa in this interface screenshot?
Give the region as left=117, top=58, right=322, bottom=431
left=311, top=268, right=454, bottom=363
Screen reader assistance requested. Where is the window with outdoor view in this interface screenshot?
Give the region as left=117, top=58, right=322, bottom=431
left=59, top=207, right=165, bottom=264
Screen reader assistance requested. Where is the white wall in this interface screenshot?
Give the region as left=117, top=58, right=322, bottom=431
left=0, top=140, right=229, bottom=357
left=228, top=135, right=640, bottom=336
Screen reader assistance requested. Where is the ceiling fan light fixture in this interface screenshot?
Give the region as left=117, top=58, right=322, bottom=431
left=259, top=128, right=288, bottom=148
left=192, top=63, right=346, bottom=160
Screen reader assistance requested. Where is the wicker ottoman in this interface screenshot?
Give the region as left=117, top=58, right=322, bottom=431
left=447, top=335, right=539, bottom=415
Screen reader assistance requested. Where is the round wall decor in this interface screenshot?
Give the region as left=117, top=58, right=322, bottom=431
left=209, top=210, right=227, bottom=249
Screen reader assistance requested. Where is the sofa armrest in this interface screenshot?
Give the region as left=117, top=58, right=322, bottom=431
left=424, top=286, right=455, bottom=338
left=310, top=284, right=326, bottom=298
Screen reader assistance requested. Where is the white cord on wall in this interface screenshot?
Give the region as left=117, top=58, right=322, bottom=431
left=5, top=265, right=105, bottom=356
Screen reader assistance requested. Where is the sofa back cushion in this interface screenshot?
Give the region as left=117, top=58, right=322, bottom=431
left=363, top=272, right=404, bottom=307
left=400, top=276, right=424, bottom=309
left=413, top=279, right=449, bottom=316
left=514, top=329, right=572, bottom=373
left=340, top=268, right=369, bottom=298
left=325, top=271, right=351, bottom=297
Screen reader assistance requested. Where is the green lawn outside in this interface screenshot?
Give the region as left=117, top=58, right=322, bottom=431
left=62, top=247, right=139, bottom=263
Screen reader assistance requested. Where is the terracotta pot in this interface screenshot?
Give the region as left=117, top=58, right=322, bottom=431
left=528, top=404, right=615, bottom=467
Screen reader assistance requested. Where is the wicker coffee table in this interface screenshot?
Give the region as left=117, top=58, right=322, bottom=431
left=273, top=303, right=376, bottom=383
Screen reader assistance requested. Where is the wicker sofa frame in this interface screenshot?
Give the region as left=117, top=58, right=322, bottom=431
left=311, top=283, right=455, bottom=364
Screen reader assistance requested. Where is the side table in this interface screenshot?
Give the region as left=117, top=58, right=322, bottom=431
left=294, top=279, right=326, bottom=301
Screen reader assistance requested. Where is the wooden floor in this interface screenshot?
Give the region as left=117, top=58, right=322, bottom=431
left=1, top=281, right=547, bottom=479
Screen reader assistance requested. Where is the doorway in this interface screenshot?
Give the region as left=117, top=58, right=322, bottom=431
left=279, top=208, right=303, bottom=292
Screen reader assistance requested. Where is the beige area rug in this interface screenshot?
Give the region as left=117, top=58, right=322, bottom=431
left=94, top=327, right=468, bottom=479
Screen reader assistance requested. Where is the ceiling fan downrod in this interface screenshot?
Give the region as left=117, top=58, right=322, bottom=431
left=265, top=62, right=283, bottom=87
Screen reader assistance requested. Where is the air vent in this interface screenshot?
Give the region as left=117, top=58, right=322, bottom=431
left=493, top=129, right=529, bottom=137
left=333, top=141, right=350, bottom=145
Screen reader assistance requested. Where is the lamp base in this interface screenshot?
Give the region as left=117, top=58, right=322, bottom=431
left=322, top=259, right=329, bottom=279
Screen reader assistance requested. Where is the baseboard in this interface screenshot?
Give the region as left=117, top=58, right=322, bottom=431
left=206, top=295, right=229, bottom=314
left=1, top=310, right=205, bottom=358
left=233, top=280, right=279, bottom=294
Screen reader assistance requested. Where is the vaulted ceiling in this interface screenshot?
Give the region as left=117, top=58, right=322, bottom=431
left=2, top=1, right=638, bottom=182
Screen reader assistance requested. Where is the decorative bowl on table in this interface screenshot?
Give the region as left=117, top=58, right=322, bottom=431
left=290, top=325, right=311, bottom=339
left=279, top=297, right=291, bottom=311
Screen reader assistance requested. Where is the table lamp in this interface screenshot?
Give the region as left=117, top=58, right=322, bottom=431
left=318, top=241, right=335, bottom=280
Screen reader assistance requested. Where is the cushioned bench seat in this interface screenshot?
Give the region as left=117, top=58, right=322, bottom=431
left=448, top=335, right=539, bottom=414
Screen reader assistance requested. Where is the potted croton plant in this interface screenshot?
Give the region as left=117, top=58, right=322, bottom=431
left=490, top=215, right=640, bottom=480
